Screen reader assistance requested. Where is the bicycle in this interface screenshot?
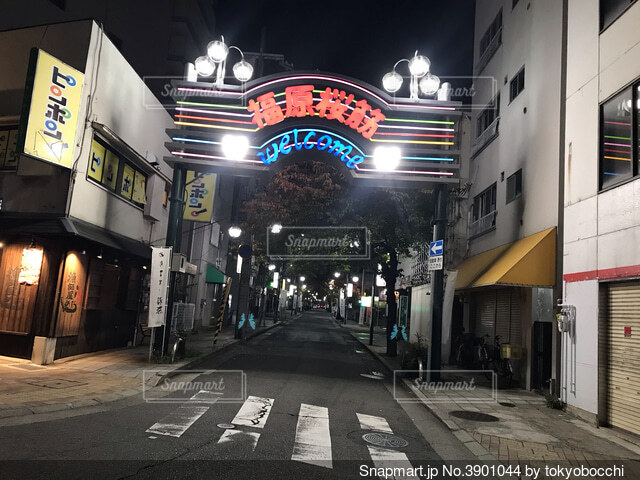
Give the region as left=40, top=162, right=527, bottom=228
left=482, top=335, right=513, bottom=388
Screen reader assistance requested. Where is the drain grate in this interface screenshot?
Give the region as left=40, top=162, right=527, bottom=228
left=362, top=432, right=409, bottom=448
left=499, top=402, right=516, bottom=408
left=449, top=410, right=499, bottom=422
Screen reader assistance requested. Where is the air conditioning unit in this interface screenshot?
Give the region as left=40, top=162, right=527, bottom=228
left=171, top=302, right=195, bottom=332
left=184, top=262, right=197, bottom=276
left=171, top=253, right=186, bottom=273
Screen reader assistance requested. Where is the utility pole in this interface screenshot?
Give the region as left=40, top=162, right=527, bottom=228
left=430, top=183, right=447, bottom=381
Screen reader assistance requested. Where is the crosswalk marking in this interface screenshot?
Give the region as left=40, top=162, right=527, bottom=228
left=291, top=403, right=332, bottom=469
left=217, top=429, right=261, bottom=451
left=357, top=413, right=418, bottom=480
left=146, top=405, right=210, bottom=437
left=145, top=390, right=221, bottom=438
left=231, top=395, right=274, bottom=428
left=357, top=413, right=393, bottom=433
left=366, top=446, right=420, bottom=480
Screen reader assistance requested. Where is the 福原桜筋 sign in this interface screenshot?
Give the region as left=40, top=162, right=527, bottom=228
left=20, top=49, right=84, bottom=169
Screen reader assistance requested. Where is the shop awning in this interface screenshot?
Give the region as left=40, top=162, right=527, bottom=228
left=455, top=243, right=512, bottom=290
left=455, top=227, right=556, bottom=290
left=206, top=264, right=226, bottom=284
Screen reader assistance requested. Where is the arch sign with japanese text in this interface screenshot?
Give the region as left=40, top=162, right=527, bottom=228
left=165, top=72, right=461, bottom=186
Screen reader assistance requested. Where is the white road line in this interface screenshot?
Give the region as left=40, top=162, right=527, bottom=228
left=146, top=390, right=220, bottom=438
left=357, top=413, right=418, bottom=480
left=146, top=405, right=210, bottom=437
left=217, top=429, right=261, bottom=451
left=231, top=395, right=274, bottom=428
left=366, top=446, right=420, bottom=480
left=357, top=413, right=393, bottom=433
left=291, top=403, right=332, bottom=469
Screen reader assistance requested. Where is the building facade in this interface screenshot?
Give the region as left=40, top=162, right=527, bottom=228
left=453, top=0, right=565, bottom=389
left=0, top=20, right=173, bottom=360
left=562, top=0, right=640, bottom=434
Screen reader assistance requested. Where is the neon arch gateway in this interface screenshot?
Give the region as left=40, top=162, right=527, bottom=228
left=257, top=128, right=364, bottom=168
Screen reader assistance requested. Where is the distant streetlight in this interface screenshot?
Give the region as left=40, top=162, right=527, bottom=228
left=299, top=276, right=306, bottom=282
left=382, top=51, right=441, bottom=100
left=334, top=272, right=340, bottom=278
left=268, top=264, right=276, bottom=271
left=271, top=224, right=283, bottom=234
left=228, top=226, right=242, bottom=238
left=352, top=276, right=359, bottom=283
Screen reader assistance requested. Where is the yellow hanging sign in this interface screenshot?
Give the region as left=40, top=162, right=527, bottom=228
left=120, top=164, right=134, bottom=199
left=183, top=171, right=216, bottom=223
left=88, top=139, right=105, bottom=182
left=21, top=49, right=84, bottom=169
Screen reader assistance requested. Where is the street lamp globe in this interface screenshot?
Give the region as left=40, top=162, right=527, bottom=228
left=268, top=264, right=276, bottom=271
left=352, top=276, right=359, bottom=283
left=233, top=59, right=254, bottom=82
left=419, top=72, right=441, bottom=96
left=228, top=226, right=242, bottom=238
left=194, top=55, right=215, bottom=77
left=207, top=39, right=229, bottom=63
left=373, top=146, right=401, bottom=171
left=222, top=134, right=249, bottom=160
left=271, top=224, right=282, bottom=234
left=382, top=71, right=403, bottom=93
left=334, top=272, right=340, bottom=278
left=299, top=276, right=306, bottom=282
left=408, top=53, right=430, bottom=77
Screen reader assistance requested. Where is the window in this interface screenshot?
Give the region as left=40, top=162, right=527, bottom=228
left=600, top=0, right=637, bottom=30
left=479, top=9, right=503, bottom=62
left=472, top=184, right=497, bottom=222
left=87, top=135, right=147, bottom=208
left=506, top=169, right=522, bottom=203
left=510, top=67, right=525, bottom=102
left=599, top=86, right=637, bottom=190
left=476, top=94, right=500, bottom=137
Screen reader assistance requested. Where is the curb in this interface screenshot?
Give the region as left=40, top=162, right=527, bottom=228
left=0, top=321, right=284, bottom=420
left=344, top=327, right=499, bottom=464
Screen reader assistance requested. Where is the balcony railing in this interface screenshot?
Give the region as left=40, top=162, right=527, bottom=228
left=469, top=210, right=496, bottom=238
left=471, top=117, right=499, bottom=158
left=475, top=26, right=502, bottom=75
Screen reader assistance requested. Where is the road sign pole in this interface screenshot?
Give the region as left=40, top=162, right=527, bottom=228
left=430, top=184, right=447, bottom=382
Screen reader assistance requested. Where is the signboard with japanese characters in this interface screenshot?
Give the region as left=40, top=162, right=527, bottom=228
left=132, top=170, right=147, bottom=204
left=55, top=251, right=88, bottom=337
left=102, top=150, right=119, bottom=190
left=0, top=128, right=19, bottom=170
left=167, top=72, right=460, bottom=186
left=148, top=247, right=172, bottom=327
left=88, top=139, right=106, bottom=182
left=120, top=164, right=135, bottom=199
left=183, top=171, right=216, bottom=223
left=20, top=49, right=84, bottom=169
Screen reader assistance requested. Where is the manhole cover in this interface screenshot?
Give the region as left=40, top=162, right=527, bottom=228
left=499, top=402, right=516, bottom=408
left=26, top=379, right=88, bottom=389
left=362, top=432, right=409, bottom=448
left=217, top=423, right=236, bottom=429
left=449, top=411, right=500, bottom=422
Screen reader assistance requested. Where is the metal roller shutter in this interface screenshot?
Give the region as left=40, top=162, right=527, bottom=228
left=474, top=291, right=496, bottom=339
left=496, top=289, right=511, bottom=343
left=509, top=288, right=522, bottom=346
left=602, top=281, right=640, bottom=436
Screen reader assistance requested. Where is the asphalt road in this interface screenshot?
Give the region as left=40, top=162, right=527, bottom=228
left=0, top=310, right=471, bottom=480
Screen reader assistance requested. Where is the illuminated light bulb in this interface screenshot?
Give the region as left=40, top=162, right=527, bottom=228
left=271, top=224, right=282, bottom=234
left=408, top=54, right=431, bottom=77
left=221, top=134, right=249, bottom=160
left=382, top=71, right=403, bottom=93
left=233, top=60, right=253, bottom=82
left=373, top=146, right=401, bottom=171
left=207, top=40, right=229, bottom=63
left=194, top=55, right=215, bottom=77
left=228, top=226, right=242, bottom=238
left=420, top=73, right=441, bottom=96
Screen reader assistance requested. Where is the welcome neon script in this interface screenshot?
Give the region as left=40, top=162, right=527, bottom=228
left=257, top=129, right=364, bottom=168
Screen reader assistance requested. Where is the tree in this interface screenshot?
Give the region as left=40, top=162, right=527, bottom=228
left=340, top=187, right=435, bottom=356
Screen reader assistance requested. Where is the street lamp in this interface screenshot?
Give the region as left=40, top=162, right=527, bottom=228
left=373, top=146, right=401, bottom=172
left=352, top=276, right=359, bottom=283
left=334, top=272, right=340, bottom=278
left=271, top=224, right=283, bottom=234
left=221, top=134, right=249, bottom=161
left=194, top=36, right=254, bottom=87
left=382, top=51, right=441, bottom=100
left=299, top=276, right=306, bottom=282
left=268, top=264, right=276, bottom=271
left=228, top=226, right=242, bottom=238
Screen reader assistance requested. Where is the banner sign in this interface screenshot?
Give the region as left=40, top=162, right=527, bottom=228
left=21, top=49, right=84, bottom=169
left=183, top=171, right=216, bottom=223
left=148, top=247, right=172, bottom=328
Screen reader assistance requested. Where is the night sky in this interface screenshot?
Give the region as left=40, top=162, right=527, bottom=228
left=214, top=0, right=476, bottom=91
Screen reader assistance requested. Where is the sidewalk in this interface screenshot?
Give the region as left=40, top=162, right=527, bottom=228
left=0, top=319, right=282, bottom=421
left=339, top=317, right=640, bottom=469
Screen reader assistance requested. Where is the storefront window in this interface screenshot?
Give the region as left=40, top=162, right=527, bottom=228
left=600, top=87, right=633, bottom=189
